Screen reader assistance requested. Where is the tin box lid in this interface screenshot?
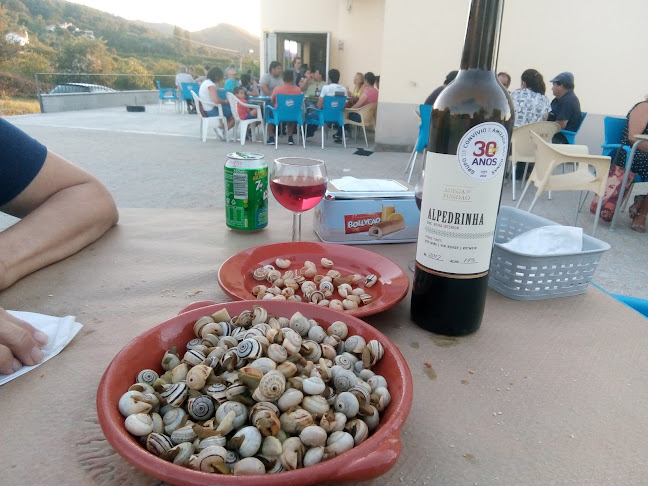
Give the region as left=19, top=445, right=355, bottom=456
left=326, top=177, right=414, bottom=200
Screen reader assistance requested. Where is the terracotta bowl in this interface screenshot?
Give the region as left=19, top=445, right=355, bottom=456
left=97, top=300, right=413, bottom=486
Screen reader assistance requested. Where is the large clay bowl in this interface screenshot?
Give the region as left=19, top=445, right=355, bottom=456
left=97, top=300, right=413, bottom=486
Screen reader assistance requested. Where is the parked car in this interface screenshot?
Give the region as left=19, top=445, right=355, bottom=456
left=49, top=83, right=116, bottom=94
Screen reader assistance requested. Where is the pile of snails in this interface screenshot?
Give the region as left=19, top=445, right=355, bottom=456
left=119, top=305, right=390, bottom=476
left=252, top=257, right=378, bottom=312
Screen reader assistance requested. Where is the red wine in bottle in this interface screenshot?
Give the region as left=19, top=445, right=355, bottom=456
left=411, top=0, right=514, bottom=336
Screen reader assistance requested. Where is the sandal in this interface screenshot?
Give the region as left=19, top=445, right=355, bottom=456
left=629, top=195, right=646, bottom=219
left=631, top=212, right=647, bottom=233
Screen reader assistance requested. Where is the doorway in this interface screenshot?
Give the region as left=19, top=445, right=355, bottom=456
left=264, top=32, right=330, bottom=76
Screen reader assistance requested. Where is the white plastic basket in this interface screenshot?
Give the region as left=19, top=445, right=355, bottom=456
left=488, top=206, right=610, bottom=300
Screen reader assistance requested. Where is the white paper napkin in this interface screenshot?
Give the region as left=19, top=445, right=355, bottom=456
left=0, top=311, right=83, bottom=385
left=500, top=225, right=583, bottom=256
left=331, top=177, right=408, bottom=192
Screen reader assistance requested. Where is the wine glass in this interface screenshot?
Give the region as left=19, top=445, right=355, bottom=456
left=270, top=157, right=328, bottom=242
left=408, top=169, right=425, bottom=272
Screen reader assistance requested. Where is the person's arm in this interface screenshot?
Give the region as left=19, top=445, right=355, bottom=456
left=351, top=91, right=368, bottom=109
left=555, top=119, right=568, bottom=130
left=627, top=102, right=648, bottom=151
left=208, top=85, right=227, bottom=105
left=260, top=75, right=271, bottom=96
left=248, top=81, right=260, bottom=97
left=0, top=150, right=118, bottom=291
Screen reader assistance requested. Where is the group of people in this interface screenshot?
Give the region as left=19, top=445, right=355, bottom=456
left=425, top=68, right=582, bottom=144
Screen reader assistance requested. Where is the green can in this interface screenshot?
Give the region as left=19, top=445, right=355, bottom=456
left=224, top=152, right=268, bottom=230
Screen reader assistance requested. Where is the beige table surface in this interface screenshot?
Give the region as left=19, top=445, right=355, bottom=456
left=1, top=208, right=647, bottom=486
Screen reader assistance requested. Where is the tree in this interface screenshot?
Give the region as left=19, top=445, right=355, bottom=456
left=113, top=57, right=153, bottom=90
left=56, top=37, right=115, bottom=74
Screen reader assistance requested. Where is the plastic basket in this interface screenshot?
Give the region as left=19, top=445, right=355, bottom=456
left=488, top=206, right=610, bottom=300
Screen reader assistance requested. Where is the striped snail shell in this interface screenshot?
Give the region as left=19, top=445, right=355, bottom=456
left=187, top=395, right=215, bottom=421
left=162, top=407, right=187, bottom=435
left=136, top=369, right=159, bottom=386
left=252, top=370, right=286, bottom=402
left=168, top=442, right=195, bottom=467
left=197, top=435, right=227, bottom=451
left=193, top=316, right=215, bottom=337
left=236, top=338, right=263, bottom=360
left=189, top=445, right=229, bottom=473
left=225, top=450, right=240, bottom=467
left=186, top=338, right=203, bottom=350
left=334, top=352, right=358, bottom=370
left=252, top=305, right=268, bottom=325
left=160, top=382, right=188, bottom=407
left=205, top=383, right=228, bottom=404
left=171, top=423, right=197, bottom=445
left=332, top=368, right=357, bottom=392
left=231, top=326, right=247, bottom=342
left=181, top=349, right=206, bottom=367
left=146, top=432, right=174, bottom=459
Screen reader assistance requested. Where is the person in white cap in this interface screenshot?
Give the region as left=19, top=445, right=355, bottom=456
left=547, top=71, right=582, bottom=143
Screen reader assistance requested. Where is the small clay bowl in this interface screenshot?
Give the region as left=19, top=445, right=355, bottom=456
left=97, top=300, right=413, bottom=486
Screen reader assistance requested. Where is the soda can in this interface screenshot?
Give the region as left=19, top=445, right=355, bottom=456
left=224, top=152, right=268, bottom=231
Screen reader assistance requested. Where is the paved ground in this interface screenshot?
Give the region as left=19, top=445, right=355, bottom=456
left=3, top=104, right=647, bottom=299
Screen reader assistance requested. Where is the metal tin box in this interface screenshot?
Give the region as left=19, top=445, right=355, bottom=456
left=313, top=178, right=419, bottom=244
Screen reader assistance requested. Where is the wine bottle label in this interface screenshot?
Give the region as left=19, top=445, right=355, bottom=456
left=416, top=122, right=508, bottom=276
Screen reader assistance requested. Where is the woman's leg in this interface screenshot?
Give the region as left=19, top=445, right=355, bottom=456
left=631, top=194, right=648, bottom=233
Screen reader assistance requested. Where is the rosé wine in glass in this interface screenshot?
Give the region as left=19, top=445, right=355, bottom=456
left=270, top=175, right=328, bottom=212
left=270, top=158, right=328, bottom=241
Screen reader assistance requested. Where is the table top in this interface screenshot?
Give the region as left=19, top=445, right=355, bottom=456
left=2, top=208, right=647, bottom=485
left=634, top=133, right=648, bottom=141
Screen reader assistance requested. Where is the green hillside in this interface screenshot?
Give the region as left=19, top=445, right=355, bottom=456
left=0, top=0, right=260, bottom=99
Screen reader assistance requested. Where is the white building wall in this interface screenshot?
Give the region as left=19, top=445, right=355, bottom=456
left=262, top=0, right=648, bottom=151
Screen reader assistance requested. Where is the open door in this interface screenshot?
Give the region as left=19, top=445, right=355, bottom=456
left=264, top=32, right=330, bottom=75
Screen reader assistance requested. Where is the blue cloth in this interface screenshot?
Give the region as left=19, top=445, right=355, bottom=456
left=205, top=105, right=232, bottom=119
left=0, top=118, right=47, bottom=206
left=205, top=107, right=221, bottom=118
left=224, top=79, right=238, bottom=93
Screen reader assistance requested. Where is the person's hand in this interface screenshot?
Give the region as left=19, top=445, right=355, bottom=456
left=0, top=307, right=48, bottom=375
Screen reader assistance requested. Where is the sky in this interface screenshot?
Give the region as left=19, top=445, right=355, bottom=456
left=66, top=0, right=261, bottom=36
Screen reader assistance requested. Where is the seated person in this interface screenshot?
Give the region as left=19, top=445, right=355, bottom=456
left=347, top=72, right=365, bottom=106
left=425, top=70, right=458, bottom=106
left=547, top=72, right=581, bottom=144
left=614, top=98, right=648, bottom=232
left=224, top=66, right=238, bottom=93
left=306, top=68, right=347, bottom=138
left=511, top=68, right=551, bottom=127
left=199, top=67, right=235, bottom=139
left=259, top=61, right=283, bottom=97
left=175, top=65, right=196, bottom=113
left=0, top=119, right=118, bottom=375
left=497, top=72, right=511, bottom=90
left=335, top=71, right=379, bottom=142
left=240, top=73, right=259, bottom=97
left=233, top=86, right=258, bottom=120
left=266, top=70, right=302, bottom=145
left=187, top=66, right=197, bottom=79
left=303, top=68, right=326, bottom=97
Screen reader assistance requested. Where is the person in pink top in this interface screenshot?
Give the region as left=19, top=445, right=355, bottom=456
left=335, top=71, right=379, bottom=142
left=267, top=70, right=302, bottom=145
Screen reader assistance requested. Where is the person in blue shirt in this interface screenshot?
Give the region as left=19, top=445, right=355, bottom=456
left=224, top=66, right=239, bottom=93
left=0, top=119, right=118, bottom=375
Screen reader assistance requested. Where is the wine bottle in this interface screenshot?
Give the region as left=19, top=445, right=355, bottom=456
left=411, top=0, right=514, bottom=336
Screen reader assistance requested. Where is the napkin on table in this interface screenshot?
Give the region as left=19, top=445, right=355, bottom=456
left=331, top=176, right=408, bottom=192
left=0, top=311, right=83, bottom=386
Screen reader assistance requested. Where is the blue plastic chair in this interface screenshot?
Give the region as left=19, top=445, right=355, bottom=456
left=404, top=104, right=432, bottom=183
left=180, top=82, right=200, bottom=114
left=305, top=96, right=347, bottom=149
left=156, top=80, right=178, bottom=112
left=265, top=94, right=305, bottom=149
left=560, top=111, right=587, bottom=144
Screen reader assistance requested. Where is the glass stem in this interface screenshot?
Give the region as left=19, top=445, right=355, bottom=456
left=292, top=212, right=302, bottom=242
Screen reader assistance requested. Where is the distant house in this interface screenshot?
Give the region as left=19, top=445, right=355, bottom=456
left=5, top=31, right=29, bottom=46
left=83, top=30, right=95, bottom=39
left=46, top=24, right=56, bottom=32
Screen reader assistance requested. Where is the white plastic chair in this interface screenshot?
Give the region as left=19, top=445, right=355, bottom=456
left=516, top=131, right=611, bottom=236
left=343, top=103, right=377, bottom=148
left=226, top=92, right=264, bottom=145
left=509, top=121, right=561, bottom=200
left=191, top=90, right=229, bottom=143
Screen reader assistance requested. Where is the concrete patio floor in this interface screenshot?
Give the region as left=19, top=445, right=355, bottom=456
left=3, top=104, right=647, bottom=301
